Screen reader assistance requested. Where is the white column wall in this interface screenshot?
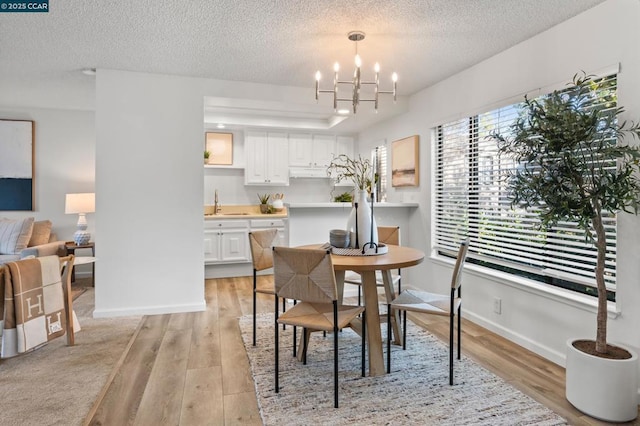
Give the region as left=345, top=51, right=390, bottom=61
left=359, top=0, right=640, bottom=366
left=94, top=69, right=320, bottom=316
left=95, top=70, right=206, bottom=316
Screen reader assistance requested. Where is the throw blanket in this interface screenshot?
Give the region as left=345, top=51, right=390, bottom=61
left=0, top=256, right=68, bottom=358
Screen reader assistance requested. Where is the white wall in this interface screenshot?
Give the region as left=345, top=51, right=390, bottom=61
left=94, top=70, right=206, bottom=317
left=359, top=0, right=640, bottom=367
left=94, top=69, right=335, bottom=316
left=0, top=106, right=96, bottom=275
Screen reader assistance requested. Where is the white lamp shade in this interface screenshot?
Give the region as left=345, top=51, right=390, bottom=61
left=65, top=193, right=95, bottom=214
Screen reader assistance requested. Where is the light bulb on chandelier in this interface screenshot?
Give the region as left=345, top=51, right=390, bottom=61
left=315, top=31, right=397, bottom=114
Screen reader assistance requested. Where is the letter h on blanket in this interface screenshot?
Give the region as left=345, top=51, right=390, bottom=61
left=0, top=255, right=77, bottom=358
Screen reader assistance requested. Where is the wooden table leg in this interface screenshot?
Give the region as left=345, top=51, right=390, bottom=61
left=361, top=270, right=385, bottom=376
left=334, top=270, right=345, bottom=304
left=381, top=270, right=402, bottom=346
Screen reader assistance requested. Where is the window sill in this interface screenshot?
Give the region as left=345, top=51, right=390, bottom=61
left=430, top=254, right=620, bottom=318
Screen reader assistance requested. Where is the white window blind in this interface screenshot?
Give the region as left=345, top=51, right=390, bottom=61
left=434, top=75, right=618, bottom=294
left=375, top=145, right=387, bottom=202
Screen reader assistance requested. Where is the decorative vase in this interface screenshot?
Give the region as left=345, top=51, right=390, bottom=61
left=260, top=203, right=269, bottom=213
left=565, top=338, right=638, bottom=422
left=346, top=190, right=378, bottom=249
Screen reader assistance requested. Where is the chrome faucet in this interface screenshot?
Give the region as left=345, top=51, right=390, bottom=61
left=214, top=190, right=221, bottom=214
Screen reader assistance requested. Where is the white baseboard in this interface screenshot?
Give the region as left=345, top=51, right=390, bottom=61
left=92, top=300, right=206, bottom=318
left=463, top=310, right=566, bottom=367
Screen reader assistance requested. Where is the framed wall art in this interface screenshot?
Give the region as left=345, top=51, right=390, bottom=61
left=0, top=119, right=34, bottom=210
left=391, top=135, right=419, bottom=187
left=205, top=132, right=233, bottom=165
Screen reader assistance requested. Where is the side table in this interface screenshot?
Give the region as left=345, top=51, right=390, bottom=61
left=65, top=242, right=96, bottom=286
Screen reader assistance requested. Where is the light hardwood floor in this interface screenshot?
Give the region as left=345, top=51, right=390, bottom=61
left=85, top=276, right=639, bottom=425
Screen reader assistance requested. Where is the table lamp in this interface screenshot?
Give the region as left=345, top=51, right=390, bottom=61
left=65, top=192, right=95, bottom=245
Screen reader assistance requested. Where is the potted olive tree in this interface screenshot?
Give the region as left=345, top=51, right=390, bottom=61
left=490, top=73, right=640, bottom=422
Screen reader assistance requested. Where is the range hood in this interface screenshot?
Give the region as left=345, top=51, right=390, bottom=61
left=289, top=167, right=328, bottom=178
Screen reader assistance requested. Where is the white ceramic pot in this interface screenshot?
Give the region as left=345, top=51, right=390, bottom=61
left=565, top=338, right=638, bottom=422
left=346, top=190, right=378, bottom=249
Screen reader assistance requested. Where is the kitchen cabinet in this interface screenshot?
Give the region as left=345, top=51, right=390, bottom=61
left=335, top=136, right=354, bottom=158
left=204, top=220, right=250, bottom=264
left=332, top=136, right=356, bottom=186
left=250, top=218, right=288, bottom=247
left=245, top=131, right=289, bottom=185
left=289, top=133, right=335, bottom=168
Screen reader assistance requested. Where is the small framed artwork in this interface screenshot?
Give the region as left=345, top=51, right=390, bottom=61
left=205, top=132, right=233, bottom=165
left=391, top=135, right=419, bottom=187
left=0, top=119, right=34, bottom=210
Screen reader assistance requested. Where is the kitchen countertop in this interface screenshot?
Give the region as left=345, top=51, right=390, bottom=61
left=204, top=204, right=288, bottom=219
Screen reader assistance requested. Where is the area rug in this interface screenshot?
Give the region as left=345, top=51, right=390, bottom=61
left=0, top=288, right=142, bottom=425
left=240, top=314, right=568, bottom=426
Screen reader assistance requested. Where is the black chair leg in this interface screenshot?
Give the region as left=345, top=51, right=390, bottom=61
left=333, top=303, right=339, bottom=408
left=449, top=311, right=454, bottom=386
left=361, top=311, right=366, bottom=377
left=358, top=285, right=361, bottom=306
left=402, top=310, right=407, bottom=350
left=252, top=270, right=257, bottom=346
left=293, top=325, right=297, bottom=358
left=275, top=296, right=279, bottom=393
left=387, top=304, right=392, bottom=374
left=293, top=300, right=298, bottom=357
left=282, top=298, right=286, bottom=330
left=303, top=328, right=308, bottom=365
left=457, top=307, right=461, bottom=360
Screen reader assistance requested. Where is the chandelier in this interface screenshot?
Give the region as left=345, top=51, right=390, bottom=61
left=315, top=31, right=397, bottom=114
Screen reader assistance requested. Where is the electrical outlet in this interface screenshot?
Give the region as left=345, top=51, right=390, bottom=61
left=493, top=297, right=502, bottom=314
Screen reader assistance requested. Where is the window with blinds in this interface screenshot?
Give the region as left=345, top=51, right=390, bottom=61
left=434, top=74, right=618, bottom=299
left=373, top=145, right=388, bottom=202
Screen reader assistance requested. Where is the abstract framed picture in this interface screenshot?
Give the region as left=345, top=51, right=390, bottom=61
left=0, top=119, right=34, bottom=210
left=391, top=135, right=419, bottom=187
left=205, top=132, right=233, bottom=165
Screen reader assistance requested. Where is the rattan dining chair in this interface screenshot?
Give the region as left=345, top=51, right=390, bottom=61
left=344, top=226, right=402, bottom=305
left=248, top=229, right=286, bottom=347
left=387, top=240, right=469, bottom=385
left=273, top=246, right=365, bottom=408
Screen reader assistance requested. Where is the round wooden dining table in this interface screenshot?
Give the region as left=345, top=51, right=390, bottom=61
left=300, top=244, right=425, bottom=376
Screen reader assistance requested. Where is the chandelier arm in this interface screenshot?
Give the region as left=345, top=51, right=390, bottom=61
left=375, top=86, right=379, bottom=110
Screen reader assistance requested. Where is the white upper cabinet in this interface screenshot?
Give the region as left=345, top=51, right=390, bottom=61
left=335, top=136, right=354, bottom=159
left=288, top=133, right=313, bottom=167
left=332, top=136, right=356, bottom=186
left=289, top=133, right=336, bottom=168
left=311, top=135, right=335, bottom=168
left=245, top=131, right=289, bottom=185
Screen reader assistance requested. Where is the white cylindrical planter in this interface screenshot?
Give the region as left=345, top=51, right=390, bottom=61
left=346, top=190, right=377, bottom=249
left=566, top=339, right=638, bottom=422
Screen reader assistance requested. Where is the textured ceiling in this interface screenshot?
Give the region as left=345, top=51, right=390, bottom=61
left=0, top=0, right=605, bottom=129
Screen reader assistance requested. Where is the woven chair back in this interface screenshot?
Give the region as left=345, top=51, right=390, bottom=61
left=273, top=247, right=337, bottom=303
left=249, top=229, right=278, bottom=272
left=450, top=240, right=469, bottom=290
left=377, top=226, right=400, bottom=246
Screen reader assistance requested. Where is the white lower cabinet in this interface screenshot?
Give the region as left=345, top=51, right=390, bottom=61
left=250, top=219, right=288, bottom=247
left=204, top=218, right=289, bottom=266
left=204, top=220, right=250, bottom=264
